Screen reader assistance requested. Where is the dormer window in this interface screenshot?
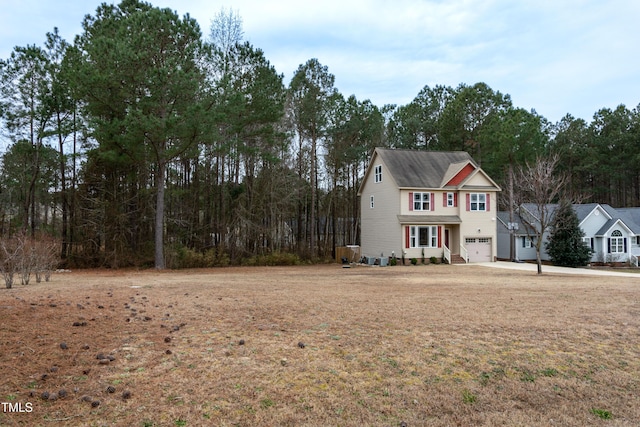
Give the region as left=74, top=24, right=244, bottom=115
left=374, top=165, right=382, bottom=183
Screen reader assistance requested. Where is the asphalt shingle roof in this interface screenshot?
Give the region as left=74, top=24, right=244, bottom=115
left=507, top=203, right=640, bottom=235
left=376, top=148, right=476, bottom=189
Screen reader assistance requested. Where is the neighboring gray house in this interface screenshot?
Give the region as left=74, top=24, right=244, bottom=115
left=498, top=203, right=640, bottom=266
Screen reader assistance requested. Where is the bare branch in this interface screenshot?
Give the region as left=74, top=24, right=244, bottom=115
left=514, top=154, right=567, bottom=274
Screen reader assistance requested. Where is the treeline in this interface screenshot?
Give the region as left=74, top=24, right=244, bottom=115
left=0, top=1, right=638, bottom=268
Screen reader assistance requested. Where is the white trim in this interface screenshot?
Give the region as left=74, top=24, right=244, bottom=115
left=374, top=164, right=383, bottom=183
left=409, top=225, right=438, bottom=248
left=413, top=192, right=431, bottom=211
left=470, top=193, right=486, bottom=211
left=447, top=192, right=455, bottom=207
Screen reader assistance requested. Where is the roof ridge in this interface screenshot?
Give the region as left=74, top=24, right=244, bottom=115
left=376, top=147, right=471, bottom=154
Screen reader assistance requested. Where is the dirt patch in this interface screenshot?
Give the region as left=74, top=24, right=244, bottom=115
left=1, top=265, right=639, bottom=426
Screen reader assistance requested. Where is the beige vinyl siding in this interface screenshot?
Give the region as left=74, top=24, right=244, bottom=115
left=465, top=171, right=494, bottom=187
left=360, top=162, right=402, bottom=258
left=459, top=191, right=498, bottom=261
left=400, top=190, right=448, bottom=259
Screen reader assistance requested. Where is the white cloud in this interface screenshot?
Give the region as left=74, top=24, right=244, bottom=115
left=1, top=0, right=639, bottom=122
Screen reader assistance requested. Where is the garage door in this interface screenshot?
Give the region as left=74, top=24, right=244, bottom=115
left=466, top=238, right=491, bottom=262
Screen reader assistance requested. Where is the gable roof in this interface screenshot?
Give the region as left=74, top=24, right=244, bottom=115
left=573, top=203, right=609, bottom=223
left=595, top=219, right=634, bottom=236
left=616, top=208, right=640, bottom=234
left=508, top=203, right=640, bottom=235
left=496, top=211, right=528, bottom=235
left=367, top=148, right=500, bottom=190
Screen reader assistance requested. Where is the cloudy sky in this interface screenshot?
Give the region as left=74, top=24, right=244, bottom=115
left=1, top=0, right=639, bottom=123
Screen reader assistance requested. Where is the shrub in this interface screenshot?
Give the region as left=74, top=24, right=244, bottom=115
left=0, top=233, right=60, bottom=288
left=410, top=258, right=418, bottom=265
left=242, top=252, right=302, bottom=266
left=165, top=245, right=230, bottom=269
left=429, top=256, right=439, bottom=264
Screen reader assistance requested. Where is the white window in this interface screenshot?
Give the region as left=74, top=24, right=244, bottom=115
left=470, top=193, right=486, bottom=211
left=413, top=192, right=430, bottom=211
left=610, top=230, right=624, bottom=253
left=409, top=226, right=438, bottom=248
left=370, top=195, right=374, bottom=209
left=523, top=237, right=532, bottom=248
left=447, top=192, right=455, bottom=207
left=583, top=237, right=594, bottom=251
left=374, top=165, right=382, bottom=183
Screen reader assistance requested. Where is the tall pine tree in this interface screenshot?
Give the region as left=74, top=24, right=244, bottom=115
left=546, top=199, right=592, bottom=267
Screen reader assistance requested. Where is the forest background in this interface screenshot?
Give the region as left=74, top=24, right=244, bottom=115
left=1, top=0, right=639, bottom=269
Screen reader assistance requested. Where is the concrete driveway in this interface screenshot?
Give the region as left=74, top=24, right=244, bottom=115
left=459, top=261, right=640, bottom=278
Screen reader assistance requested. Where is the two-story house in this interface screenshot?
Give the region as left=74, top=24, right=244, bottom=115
left=358, top=148, right=501, bottom=263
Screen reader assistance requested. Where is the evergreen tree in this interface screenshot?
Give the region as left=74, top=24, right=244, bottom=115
left=71, top=0, right=206, bottom=269
left=546, top=199, right=592, bottom=267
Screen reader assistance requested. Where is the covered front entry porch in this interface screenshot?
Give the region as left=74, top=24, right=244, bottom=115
left=397, top=215, right=463, bottom=264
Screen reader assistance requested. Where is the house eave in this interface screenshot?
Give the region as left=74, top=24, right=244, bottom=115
left=397, top=215, right=462, bottom=225
left=460, top=185, right=502, bottom=191
left=595, top=219, right=634, bottom=236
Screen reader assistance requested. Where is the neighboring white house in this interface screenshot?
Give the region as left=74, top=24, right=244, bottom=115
left=497, top=203, right=640, bottom=266
left=358, top=148, right=501, bottom=263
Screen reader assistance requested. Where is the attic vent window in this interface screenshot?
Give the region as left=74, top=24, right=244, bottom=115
left=374, top=165, right=382, bottom=183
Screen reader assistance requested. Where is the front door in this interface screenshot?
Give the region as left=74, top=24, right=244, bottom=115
left=445, top=229, right=450, bottom=248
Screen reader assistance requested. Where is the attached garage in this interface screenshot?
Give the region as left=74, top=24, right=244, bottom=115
left=466, top=238, right=492, bottom=262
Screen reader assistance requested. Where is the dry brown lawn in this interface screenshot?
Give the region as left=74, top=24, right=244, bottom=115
left=1, top=264, right=639, bottom=426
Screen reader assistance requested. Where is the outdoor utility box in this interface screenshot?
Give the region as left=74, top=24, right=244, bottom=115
left=379, top=257, right=388, bottom=267
left=367, top=257, right=376, bottom=265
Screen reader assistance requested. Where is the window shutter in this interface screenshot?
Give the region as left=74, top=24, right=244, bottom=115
left=443, top=193, right=447, bottom=207
left=522, top=237, right=526, bottom=248
left=454, top=193, right=458, bottom=207
left=431, top=193, right=435, bottom=211
left=409, top=192, right=413, bottom=211
left=624, top=238, right=628, bottom=253
left=608, top=238, right=611, bottom=253
left=437, top=226, right=442, bottom=248
left=486, top=193, right=490, bottom=211
left=466, top=193, right=470, bottom=211
left=405, top=226, right=410, bottom=248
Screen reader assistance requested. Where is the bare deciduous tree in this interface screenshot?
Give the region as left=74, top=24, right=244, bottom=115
left=209, top=7, right=244, bottom=59
left=0, top=233, right=60, bottom=288
left=514, top=155, right=567, bottom=274
left=0, top=236, right=21, bottom=288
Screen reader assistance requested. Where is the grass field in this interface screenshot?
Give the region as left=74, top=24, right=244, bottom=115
left=1, top=264, right=639, bottom=426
